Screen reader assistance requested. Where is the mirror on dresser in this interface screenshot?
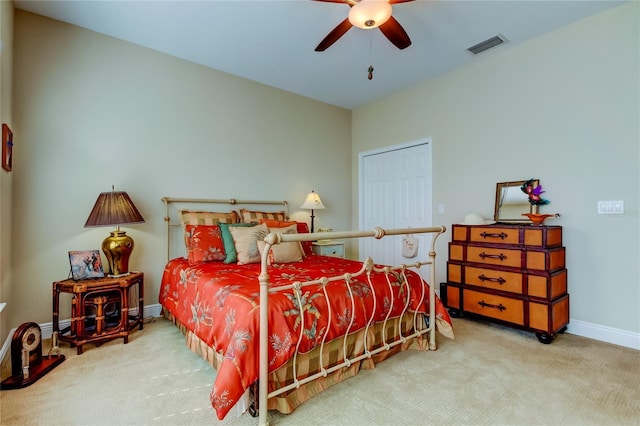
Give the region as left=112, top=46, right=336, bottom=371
left=494, top=179, right=538, bottom=222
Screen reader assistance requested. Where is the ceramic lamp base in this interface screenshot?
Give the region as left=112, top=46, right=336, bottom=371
left=102, top=230, right=134, bottom=276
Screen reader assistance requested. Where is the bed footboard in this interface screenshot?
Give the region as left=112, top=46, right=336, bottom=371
left=257, top=226, right=445, bottom=426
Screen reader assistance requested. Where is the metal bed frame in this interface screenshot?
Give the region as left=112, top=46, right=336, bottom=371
left=162, top=197, right=446, bottom=425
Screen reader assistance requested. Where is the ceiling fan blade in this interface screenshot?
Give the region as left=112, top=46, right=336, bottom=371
left=315, top=18, right=354, bottom=51
left=378, top=15, right=411, bottom=49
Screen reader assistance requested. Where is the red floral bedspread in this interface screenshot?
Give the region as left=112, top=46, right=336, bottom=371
left=159, top=254, right=453, bottom=420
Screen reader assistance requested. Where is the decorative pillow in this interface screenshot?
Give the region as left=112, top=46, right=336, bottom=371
left=257, top=224, right=304, bottom=264
left=180, top=210, right=239, bottom=226
left=259, top=219, right=296, bottom=228
left=218, top=222, right=255, bottom=264
left=260, top=219, right=312, bottom=257
left=295, top=222, right=313, bottom=257
left=229, top=223, right=269, bottom=265
left=239, top=208, right=286, bottom=223
left=184, top=225, right=225, bottom=264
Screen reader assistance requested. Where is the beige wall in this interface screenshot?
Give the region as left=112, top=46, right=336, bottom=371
left=5, top=3, right=639, bottom=349
left=0, top=0, right=14, bottom=345
left=352, top=3, right=639, bottom=339
left=10, top=10, right=351, bottom=326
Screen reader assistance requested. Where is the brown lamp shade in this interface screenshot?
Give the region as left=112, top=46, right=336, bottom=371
left=85, top=191, right=145, bottom=227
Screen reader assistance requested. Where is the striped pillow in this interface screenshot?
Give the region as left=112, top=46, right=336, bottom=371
left=238, top=208, right=286, bottom=223
left=180, top=210, right=239, bottom=226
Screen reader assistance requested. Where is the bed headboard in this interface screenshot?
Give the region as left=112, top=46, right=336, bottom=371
left=162, top=197, right=289, bottom=261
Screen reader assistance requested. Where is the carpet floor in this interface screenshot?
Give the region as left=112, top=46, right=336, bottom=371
left=1, top=316, right=638, bottom=426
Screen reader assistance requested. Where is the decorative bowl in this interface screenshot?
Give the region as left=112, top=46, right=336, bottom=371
left=522, top=213, right=556, bottom=225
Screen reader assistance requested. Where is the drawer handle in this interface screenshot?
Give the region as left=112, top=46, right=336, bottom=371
left=478, top=300, right=507, bottom=311
left=479, top=252, right=507, bottom=261
left=480, top=232, right=508, bottom=240
left=478, top=274, right=506, bottom=285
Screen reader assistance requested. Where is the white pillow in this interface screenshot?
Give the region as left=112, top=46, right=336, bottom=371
left=257, top=224, right=304, bottom=264
left=229, top=223, right=269, bottom=265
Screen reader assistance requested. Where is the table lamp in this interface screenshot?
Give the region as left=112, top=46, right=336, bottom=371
left=300, top=190, right=325, bottom=233
left=84, top=187, right=145, bottom=277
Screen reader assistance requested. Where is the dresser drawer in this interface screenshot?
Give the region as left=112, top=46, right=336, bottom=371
left=523, top=226, right=562, bottom=248
left=452, top=225, right=519, bottom=244
left=464, top=265, right=524, bottom=294
left=528, top=269, right=567, bottom=300
left=526, top=247, right=565, bottom=272
left=466, top=245, right=523, bottom=269
left=451, top=243, right=566, bottom=272
left=469, top=226, right=520, bottom=245
left=452, top=224, right=563, bottom=248
left=529, top=294, right=569, bottom=333
left=463, top=289, right=525, bottom=326
left=447, top=262, right=462, bottom=283
left=450, top=263, right=567, bottom=300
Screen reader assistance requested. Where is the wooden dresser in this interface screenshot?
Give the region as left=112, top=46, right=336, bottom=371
left=442, top=223, right=569, bottom=343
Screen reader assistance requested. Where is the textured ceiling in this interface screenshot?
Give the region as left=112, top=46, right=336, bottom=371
left=14, top=0, right=624, bottom=109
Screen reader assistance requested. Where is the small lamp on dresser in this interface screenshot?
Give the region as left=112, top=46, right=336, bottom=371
left=84, top=187, right=145, bottom=277
left=300, top=190, right=325, bottom=233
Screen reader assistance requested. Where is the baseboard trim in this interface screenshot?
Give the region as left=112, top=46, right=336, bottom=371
left=566, top=319, right=639, bottom=350
left=37, top=303, right=163, bottom=340
left=438, top=285, right=638, bottom=350
left=3, top=306, right=638, bottom=365
left=0, top=304, right=164, bottom=364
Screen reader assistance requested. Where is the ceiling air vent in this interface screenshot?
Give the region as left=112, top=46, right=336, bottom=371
left=467, top=34, right=508, bottom=55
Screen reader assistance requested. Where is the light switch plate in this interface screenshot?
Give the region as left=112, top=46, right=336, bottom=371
left=598, top=200, right=624, bottom=214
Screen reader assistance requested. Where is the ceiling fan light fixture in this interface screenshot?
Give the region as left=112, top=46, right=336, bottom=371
left=348, top=0, right=392, bottom=30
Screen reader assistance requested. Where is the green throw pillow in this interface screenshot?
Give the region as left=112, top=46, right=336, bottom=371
left=218, top=222, right=255, bottom=264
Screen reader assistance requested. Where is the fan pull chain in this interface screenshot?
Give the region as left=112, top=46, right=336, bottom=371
left=368, top=32, right=374, bottom=80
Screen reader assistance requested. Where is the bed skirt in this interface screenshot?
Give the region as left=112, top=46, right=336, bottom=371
left=162, top=308, right=429, bottom=416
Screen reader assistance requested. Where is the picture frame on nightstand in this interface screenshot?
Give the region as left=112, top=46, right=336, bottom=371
left=68, top=250, right=104, bottom=281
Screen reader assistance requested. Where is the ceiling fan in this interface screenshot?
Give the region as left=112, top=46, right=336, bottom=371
left=314, top=0, right=414, bottom=52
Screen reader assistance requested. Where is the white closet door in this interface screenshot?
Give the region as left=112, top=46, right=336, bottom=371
left=360, top=141, right=432, bottom=270
left=361, top=148, right=395, bottom=264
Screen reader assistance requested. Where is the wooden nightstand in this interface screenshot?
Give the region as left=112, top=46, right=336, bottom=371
left=312, top=241, right=345, bottom=258
left=52, top=272, right=144, bottom=354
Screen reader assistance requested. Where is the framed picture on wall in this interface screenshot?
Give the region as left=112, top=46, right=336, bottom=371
left=2, top=123, right=12, bottom=172
left=68, top=250, right=105, bottom=281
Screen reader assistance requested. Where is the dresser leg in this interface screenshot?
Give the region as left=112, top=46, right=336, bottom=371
left=447, top=308, right=461, bottom=318
left=535, top=332, right=554, bottom=344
